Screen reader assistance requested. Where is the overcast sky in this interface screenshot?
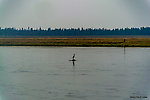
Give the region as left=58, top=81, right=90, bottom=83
left=0, top=0, right=150, bottom=29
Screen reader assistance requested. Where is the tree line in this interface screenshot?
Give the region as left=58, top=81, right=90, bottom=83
left=0, top=27, right=150, bottom=37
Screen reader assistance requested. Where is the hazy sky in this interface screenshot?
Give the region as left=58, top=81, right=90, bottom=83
left=0, top=0, right=150, bottom=29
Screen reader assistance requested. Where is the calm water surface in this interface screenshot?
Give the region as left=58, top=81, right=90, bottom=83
left=0, top=47, right=150, bottom=100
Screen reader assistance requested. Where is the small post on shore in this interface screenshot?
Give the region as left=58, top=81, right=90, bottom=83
left=123, top=38, right=126, bottom=47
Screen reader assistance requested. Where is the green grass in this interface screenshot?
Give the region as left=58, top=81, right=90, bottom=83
left=0, top=38, right=150, bottom=47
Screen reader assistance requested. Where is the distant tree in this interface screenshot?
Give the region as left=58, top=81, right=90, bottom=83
left=0, top=26, right=150, bottom=37
left=48, top=28, right=51, bottom=31
left=28, top=27, right=30, bottom=30
left=39, top=27, right=42, bottom=31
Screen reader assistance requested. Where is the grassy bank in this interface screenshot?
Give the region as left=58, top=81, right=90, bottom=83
left=0, top=38, right=150, bottom=47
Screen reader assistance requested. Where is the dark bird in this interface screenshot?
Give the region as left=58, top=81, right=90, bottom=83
left=69, top=54, right=76, bottom=61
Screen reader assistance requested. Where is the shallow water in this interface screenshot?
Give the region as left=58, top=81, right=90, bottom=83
left=0, top=47, right=149, bottom=100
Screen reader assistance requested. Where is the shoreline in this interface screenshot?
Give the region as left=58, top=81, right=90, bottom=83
left=0, top=38, right=150, bottom=47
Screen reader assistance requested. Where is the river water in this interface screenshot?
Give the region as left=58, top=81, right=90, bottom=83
left=0, top=47, right=149, bottom=100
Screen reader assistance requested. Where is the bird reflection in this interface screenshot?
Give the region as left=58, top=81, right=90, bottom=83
left=73, top=61, right=75, bottom=66
left=72, top=61, right=76, bottom=72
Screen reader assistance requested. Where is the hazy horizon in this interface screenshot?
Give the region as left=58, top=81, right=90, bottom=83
left=0, top=0, right=150, bottom=29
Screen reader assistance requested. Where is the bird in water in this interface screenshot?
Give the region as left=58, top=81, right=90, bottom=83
left=69, top=54, right=76, bottom=61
